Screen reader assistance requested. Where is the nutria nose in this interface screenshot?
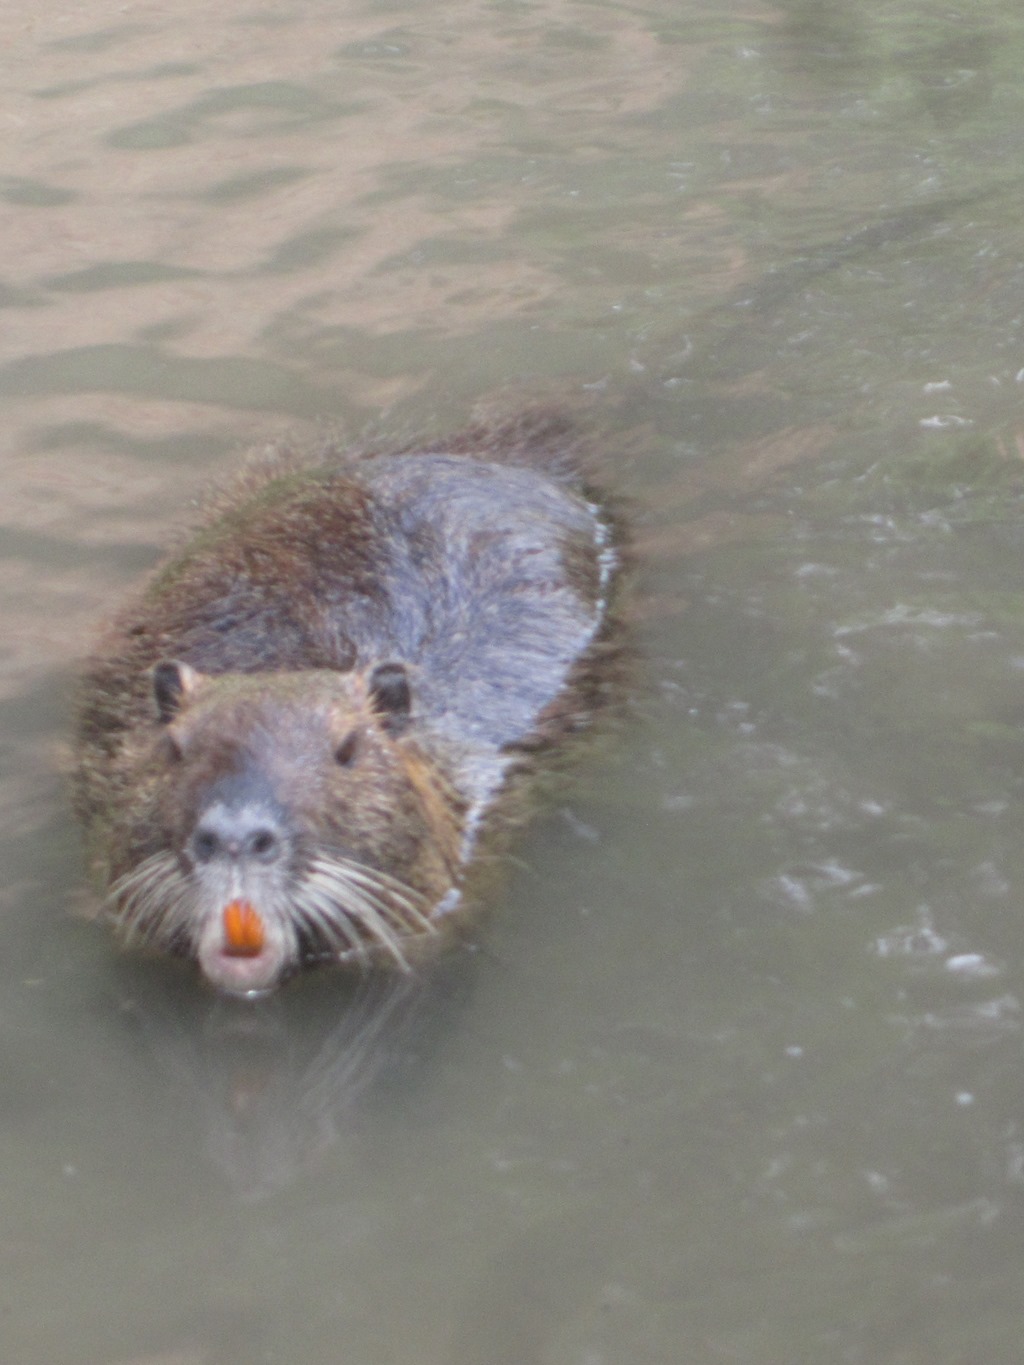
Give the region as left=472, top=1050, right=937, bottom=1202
left=189, top=802, right=285, bottom=866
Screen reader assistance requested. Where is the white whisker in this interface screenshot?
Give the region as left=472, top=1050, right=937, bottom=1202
left=297, top=885, right=370, bottom=965
left=107, top=844, right=445, bottom=975
left=110, top=851, right=195, bottom=950
left=325, top=861, right=437, bottom=933
left=300, top=853, right=437, bottom=969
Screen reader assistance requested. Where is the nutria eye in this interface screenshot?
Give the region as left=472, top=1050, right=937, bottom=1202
left=334, top=731, right=360, bottom=767
left=369, top=661, right=412, bottom=732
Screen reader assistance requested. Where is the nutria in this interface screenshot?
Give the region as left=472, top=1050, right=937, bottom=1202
left=73, top=413, right=623, bottom=996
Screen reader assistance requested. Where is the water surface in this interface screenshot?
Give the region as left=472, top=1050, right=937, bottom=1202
left=4, top=1, right=1024, bottom=1361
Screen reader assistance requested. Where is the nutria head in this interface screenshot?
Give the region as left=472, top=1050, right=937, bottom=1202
left=107, top=661, right=465, bottom=996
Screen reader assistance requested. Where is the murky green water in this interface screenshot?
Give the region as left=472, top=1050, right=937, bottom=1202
left=5, top=0, right=1024, bottom=1361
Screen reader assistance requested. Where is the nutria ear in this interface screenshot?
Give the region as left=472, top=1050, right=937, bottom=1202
left=368, top=661, right=412, bottom=731
left=152, top=660, right=203, bottom=723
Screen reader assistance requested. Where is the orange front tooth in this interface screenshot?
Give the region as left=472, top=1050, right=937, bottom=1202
left=223, top=899, right=265, bottom=956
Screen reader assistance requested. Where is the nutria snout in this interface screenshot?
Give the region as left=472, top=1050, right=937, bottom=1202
left=73, top=414, right=624, bottom=995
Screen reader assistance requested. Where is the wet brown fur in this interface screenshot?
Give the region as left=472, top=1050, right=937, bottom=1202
left=72, top=410, right=626, bottom=991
